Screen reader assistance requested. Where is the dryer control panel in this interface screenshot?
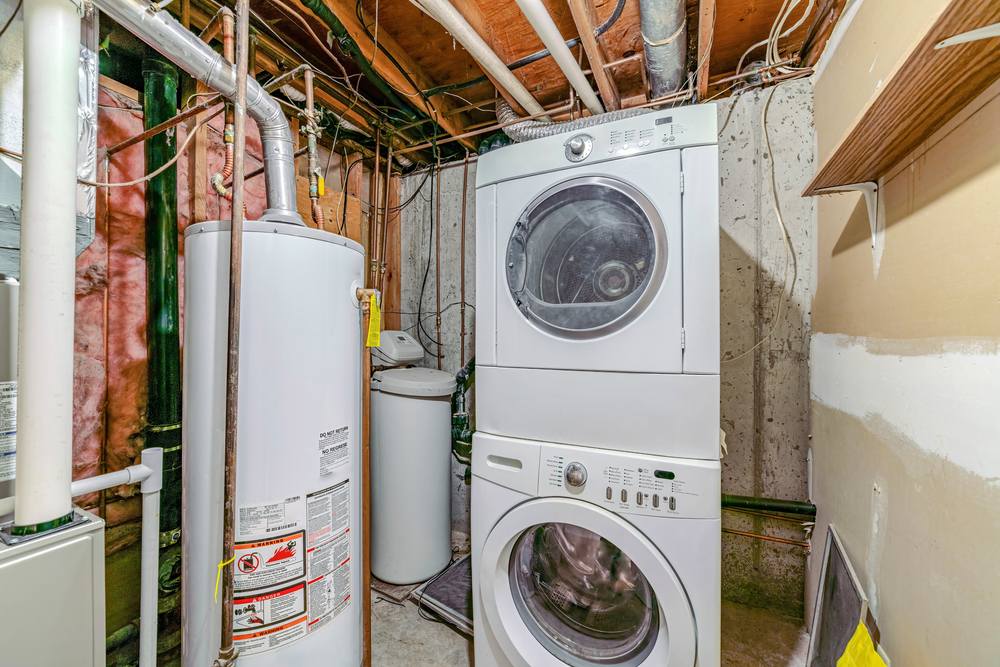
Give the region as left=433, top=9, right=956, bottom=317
left=537, top=443, right=720, bottom=520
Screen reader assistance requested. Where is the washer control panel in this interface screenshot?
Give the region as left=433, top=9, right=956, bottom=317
left=563, top=134, right=593, bottom=162
left=538, top=442, right=720, bottom=520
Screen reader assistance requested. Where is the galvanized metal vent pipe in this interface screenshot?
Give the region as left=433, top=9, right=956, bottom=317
left=93, top=0, right=303, bottom=225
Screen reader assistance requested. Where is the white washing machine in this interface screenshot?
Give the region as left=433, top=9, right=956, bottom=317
left=475, top=104, right=720, bottom=459
left=471, top=432, right=720, bottom=667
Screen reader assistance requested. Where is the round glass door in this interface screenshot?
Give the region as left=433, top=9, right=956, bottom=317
left=506, top=176, right=666, bottom=339
left=509, top=523, right=659, bottom=666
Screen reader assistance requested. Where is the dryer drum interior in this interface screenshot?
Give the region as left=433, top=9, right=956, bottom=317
left=506, top=177, right=667, bottom=339
left=509, top=522, right=660, bottom=666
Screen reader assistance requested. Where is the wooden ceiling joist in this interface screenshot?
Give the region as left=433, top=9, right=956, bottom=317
left=299, top=0, right=477, bottom=149
left=567, top=0, right=621, bottom=110
left=696, top=0, right=715, bottom=100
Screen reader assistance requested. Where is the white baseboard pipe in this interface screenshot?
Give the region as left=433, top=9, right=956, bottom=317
left=14, top=0, right=81, bottom=528
left=409, top=0, right=546, bottom=117
left=512, top=0, right=604, bottom=115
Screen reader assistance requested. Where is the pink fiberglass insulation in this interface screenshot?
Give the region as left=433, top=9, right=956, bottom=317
left=73, top=86, right=268, bottom=522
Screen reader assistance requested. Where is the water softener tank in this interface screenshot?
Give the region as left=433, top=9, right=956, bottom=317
left=183, top=220, right=363, bottom=666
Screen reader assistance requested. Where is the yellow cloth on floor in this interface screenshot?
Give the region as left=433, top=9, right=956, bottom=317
left=837, top=622, right=887, bottom=667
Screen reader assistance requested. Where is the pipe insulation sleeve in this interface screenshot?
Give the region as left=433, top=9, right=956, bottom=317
left=410, top=0, right=546, bottom=117
left=511, top=0, right=604, bottom=115
left=639, top=0, right=687, bottom=99
left=14, top=0, right=81, bottom=526
left=93, top=0, right=303, bottom=224
left=496, top=99, right=648, bottom=143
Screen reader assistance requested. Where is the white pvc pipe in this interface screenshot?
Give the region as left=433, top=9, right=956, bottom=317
left=14, top=0, right=80, bottom=527
left=512, top=0, right=604, bottom=115
left=409, top=0, right=547, bottom=117
left=138, top=449, right=163, bottom=667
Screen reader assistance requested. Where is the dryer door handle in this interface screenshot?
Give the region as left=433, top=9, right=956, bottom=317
left=507, top=229, right=527, bottom=294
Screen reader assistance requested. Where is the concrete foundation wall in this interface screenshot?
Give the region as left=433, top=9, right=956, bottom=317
left=400, top=161, right=476, bottom=534
left=717, top=81, right=814, bottom=617
left=809, top=0, right=1000, bottom=661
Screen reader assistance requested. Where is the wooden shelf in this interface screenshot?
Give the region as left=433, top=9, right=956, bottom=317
left=803, top=0, right=1000, bottom=196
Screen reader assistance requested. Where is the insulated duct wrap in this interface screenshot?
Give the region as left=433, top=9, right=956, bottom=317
left=496, top=100, right=648, bottom=143
left=93, top=0, right=302, bottom=224
left=639, top=0, right=687, bottom=99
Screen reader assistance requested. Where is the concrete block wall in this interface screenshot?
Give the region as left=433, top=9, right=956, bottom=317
left=400, top=81, right=815, bottom=616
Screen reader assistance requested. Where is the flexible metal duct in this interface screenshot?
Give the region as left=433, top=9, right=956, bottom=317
left=94, top=0, right=302, bottom=224
left=639, top=0, right=687, bottom=99
left=497, top=99, right=647, bottom=143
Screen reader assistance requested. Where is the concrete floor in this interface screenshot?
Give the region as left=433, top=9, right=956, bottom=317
left=371, top=593, right=809, bottom=667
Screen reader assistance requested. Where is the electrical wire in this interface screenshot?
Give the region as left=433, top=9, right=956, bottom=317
left=736, top=0, right=814, bottom=77
left=79, top=108, right=223, bottom=188
left=414, top=158, right=442, bottom=359
left=0, top=0, right=22, bottom=42
left=340, top=157, right=364, bottom=235
left=722, top=86, right=795, bottom=364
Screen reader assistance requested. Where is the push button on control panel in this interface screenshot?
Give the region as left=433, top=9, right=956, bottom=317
left=652, top=494, right=659, bottom=508
left=636, top=492, right=643, bottom=506
left=606, top=486, right=613, bottom=501
left=621, top=489, right=628, bottom=503
left=669, top=496, right=676, bottom=511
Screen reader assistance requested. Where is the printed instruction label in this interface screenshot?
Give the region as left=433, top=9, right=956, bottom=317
left=235, top=531, right=306, bottom=592
left=238, top=495, right=304, bottom=539
left=306, top=479, right=351, bottom=631
left=233, top=582, right=308, bottom=656
left=318, top=426, right=350, bottom=476
left=0, top=381, right=16, bottom=482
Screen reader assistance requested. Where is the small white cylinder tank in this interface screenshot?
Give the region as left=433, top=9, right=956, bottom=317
left=183, top=220, right=363, bottom=666
left=370, top=368, right=456, bottom=584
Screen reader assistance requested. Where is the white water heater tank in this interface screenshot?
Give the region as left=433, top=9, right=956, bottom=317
left=183, top=220, right=363, bottom=666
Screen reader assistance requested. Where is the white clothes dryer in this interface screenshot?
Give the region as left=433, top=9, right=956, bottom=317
left=475, top=104, right=720, bottom=459
left=471, top=432, right=721, bottom=667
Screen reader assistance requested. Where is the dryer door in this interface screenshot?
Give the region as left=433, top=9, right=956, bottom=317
left=480, top=497, right=697, bottom=667
left=506, top=176, right=666, bottom=340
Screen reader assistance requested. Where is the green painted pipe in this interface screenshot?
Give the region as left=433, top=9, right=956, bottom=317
left=142, top=52, right=182, bottom=534
left=298, top=0, right=421, bottom=120
left=721, top=494, right=817, bottom=517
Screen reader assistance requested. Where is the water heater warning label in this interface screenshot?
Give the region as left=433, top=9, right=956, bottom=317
left=307, top=480, right=351, bottom=632
left=0, top=381, right=16, bottom=483
left=235, top=530, right=306, bottom=592
left=233, top=582, right=308, bottom=656
left=318, top=426, right=349, bottom=476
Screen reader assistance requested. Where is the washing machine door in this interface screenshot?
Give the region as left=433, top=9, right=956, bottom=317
left=480, top=497, right=697, bottom=667
left=505, top=176, right=666, bottom=340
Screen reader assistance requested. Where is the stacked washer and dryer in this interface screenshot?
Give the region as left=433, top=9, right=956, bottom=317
left=471, top=102, right=721, bottom=667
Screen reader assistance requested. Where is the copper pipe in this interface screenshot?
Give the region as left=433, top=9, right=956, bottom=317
left=107, top=64, right=306, bottom=158
left=218, top=0, right=250, bottom=660
left=368, top=131, right=381, bottom=287
left=603, top=53, right=644, bottom=70
left=107, top=99, right=222, bottom=156
left=198, top=7, right=229, bottom=43
left=304, top=67, right=324, bottom=229
left=459, top=151, right=468, bottom=367
left=378, top=143, right=392, bottom=296
left=397, top=103, right=574, bottom=155
left=435, top=154, right=442, bottom=370
left=724, top=507, right=815, bottom=524
left=360, top=300, right=373, bottom=667
left=722, top=528, right=810, bottom=549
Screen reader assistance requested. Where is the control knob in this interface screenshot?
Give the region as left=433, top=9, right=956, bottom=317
left=564, top=462, right=588, bottom=487
left=568, top=136, right=586, bottom=155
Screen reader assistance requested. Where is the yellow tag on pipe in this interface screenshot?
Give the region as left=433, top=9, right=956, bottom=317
left=318, top=176, right=325, bottom=196
left=366, top=294, right=381, bottom=347
left=214, top=555, right=236, bottom=603
left=837, top=623, right=888, bottom=667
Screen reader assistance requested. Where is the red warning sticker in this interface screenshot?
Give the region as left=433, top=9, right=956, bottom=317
left=233, top=582, right=308, bottom=656
left=234, top=530, right=306, bottom=592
